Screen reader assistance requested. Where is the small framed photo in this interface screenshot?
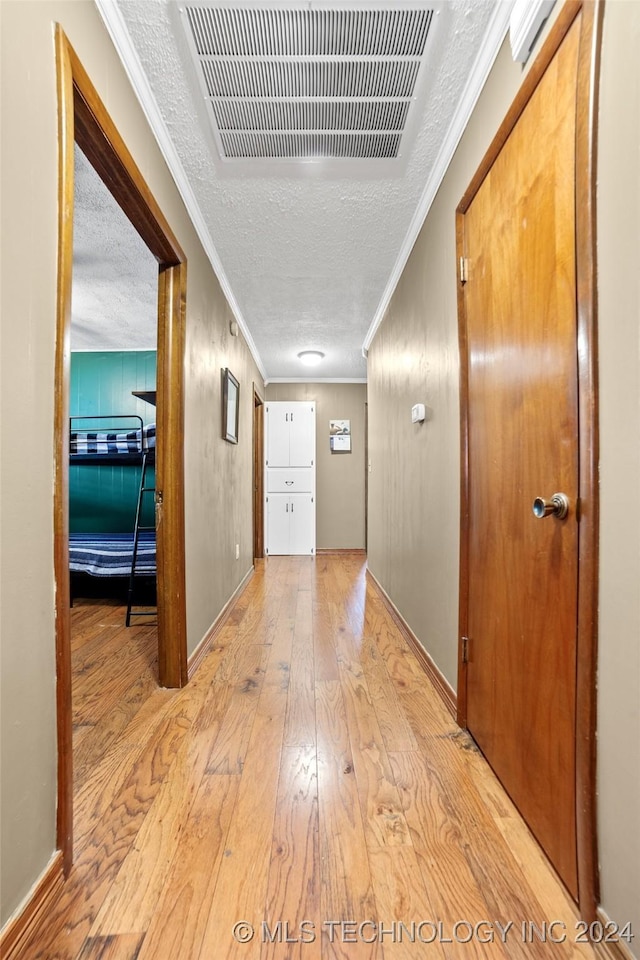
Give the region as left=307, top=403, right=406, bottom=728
left=329, top=419, right=351, bottom=452
left=222, top=368, right=239, bottom=443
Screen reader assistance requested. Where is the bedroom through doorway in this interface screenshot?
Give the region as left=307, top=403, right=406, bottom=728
left=54, top=27, right=188, bottom=869
left=69, top=143, right=160, bottom=817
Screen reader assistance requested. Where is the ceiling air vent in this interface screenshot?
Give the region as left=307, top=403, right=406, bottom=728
left=181, top=4, right=435, bottom=162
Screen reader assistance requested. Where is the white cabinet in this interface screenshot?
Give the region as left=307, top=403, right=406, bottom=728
left=266, top=494, right=315, bottom=556
left=266, top=402, right=315, bottom=467
left=265, top=402, right=315, bottom=556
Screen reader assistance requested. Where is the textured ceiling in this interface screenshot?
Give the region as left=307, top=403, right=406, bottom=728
left=84, top=0, right=509, bottom=379
left=72, top=146, right=158, bottom=351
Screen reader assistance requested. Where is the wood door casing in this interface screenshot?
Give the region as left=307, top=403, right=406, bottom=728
left=460, top=17, right=581, bottom=896
left=55, top=26, right=188, bottom=871
left=253, top=389, right=264, bottom=560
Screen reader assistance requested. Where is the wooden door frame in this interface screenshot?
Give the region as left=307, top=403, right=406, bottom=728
left=55, top=27, right=188, bottom=872
left=455, top=0, right=602, bottom=920
left=253, top=385, right=265, bottom=559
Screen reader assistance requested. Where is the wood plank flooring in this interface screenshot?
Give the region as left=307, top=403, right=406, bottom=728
left=19, top=556, right=596, bottom=959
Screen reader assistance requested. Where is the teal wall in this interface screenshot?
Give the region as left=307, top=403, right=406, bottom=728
left=69, top=350, right=156, bottom=420
left=69, top=351, right=156, bottom=533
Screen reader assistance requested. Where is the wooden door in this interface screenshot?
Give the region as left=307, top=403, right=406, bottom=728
left=460, top=18, right=581, bottom=896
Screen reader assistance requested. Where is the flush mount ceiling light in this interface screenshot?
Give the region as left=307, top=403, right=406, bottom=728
left=297, top=350, right=325, bottom=366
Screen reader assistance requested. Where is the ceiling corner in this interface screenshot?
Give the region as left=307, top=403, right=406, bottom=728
left=94, top=0, right=268, bottom=382
left=362, top=0, right=514, bottom=354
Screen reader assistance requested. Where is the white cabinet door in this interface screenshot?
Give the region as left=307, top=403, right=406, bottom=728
left=289, top=404, right=315, bottom=467
left=266, top=403, right=291, bottom=467
left=289, top=493, right=316, bottom=556
left=266, top=496, right=290, bottom=555
left=289, top=495, right=315, bottom=555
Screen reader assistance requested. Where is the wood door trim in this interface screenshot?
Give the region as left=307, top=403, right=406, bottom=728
left=458, top=0, right=584, bottom=213
left=574, top=0, right=604, bottom=922
left=455, top=208, right=470, bottom=730
left=253, top=385, right=265, bottom=560
left=55, top=26, right=188, bottom=869
left=155, top=263, right=188, bottom=688
left=69, top=44, right=185, bottom=265
left=54, top=26, right=75, bottom=874
left=455, top=0, right=602, bottom=919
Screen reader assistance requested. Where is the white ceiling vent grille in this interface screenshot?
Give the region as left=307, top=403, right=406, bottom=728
left=182, top=5, right=435, bottom=162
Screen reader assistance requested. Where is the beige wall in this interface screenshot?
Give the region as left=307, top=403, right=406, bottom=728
left=265, top=383, right=367, bottom=550
left=0, top=0, right=262, bottom=925
left=367, top=35, right=524, bottom=687
left=367, top=3, right=639, bottom=949
left=596, top=0, right=640, bottom=940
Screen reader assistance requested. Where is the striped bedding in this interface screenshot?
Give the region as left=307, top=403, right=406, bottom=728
left=70, top=423, right=155, bottom=456
left=69, top=531, right=156, bottom=577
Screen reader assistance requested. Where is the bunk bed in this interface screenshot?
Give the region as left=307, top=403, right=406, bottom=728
left=69, top=414, right=155, bottom=462
left=68, top=413, right=157, bottom=621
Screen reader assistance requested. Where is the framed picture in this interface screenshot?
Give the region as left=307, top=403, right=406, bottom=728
left=222, top=368, right=239, bottom=443
left=329, top=418, right=351, bottom=452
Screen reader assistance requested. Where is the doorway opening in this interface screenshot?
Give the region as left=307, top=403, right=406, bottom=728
left=69, top=143, right=160, bottom=836
left=55, top=27, right=188, bottom=871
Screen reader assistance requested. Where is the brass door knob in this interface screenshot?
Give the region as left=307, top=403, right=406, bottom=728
left=532, top=493, right=569, bottom=520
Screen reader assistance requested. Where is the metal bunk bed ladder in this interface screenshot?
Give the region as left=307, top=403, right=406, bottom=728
left=126, top=448, right=157, bottom=626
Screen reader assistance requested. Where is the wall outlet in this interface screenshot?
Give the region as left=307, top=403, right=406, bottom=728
left=235, top=543, right=240, bottom=560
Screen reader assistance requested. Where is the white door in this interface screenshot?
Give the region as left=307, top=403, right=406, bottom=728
left=289, top=494, right=315, bottom=555
left=289, top=404, right=315, bottom=467
left=266, top=403, right=291, bottom=467
left=266, top=495, right=290, bottom=555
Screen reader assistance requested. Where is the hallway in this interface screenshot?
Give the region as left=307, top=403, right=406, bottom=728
left=25, top=555, right=593, bottom=960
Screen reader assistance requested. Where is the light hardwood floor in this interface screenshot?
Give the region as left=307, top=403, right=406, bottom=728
left=21, top=556, right=595, bottom=959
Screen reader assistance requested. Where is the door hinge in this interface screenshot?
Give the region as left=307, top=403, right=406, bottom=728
left=459, top=257, right=469, bottom=284
left=461, top=636, right=470, bottom=663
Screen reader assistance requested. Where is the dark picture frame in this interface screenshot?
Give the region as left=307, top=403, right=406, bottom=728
left=222, top=368, right=240, bottom=443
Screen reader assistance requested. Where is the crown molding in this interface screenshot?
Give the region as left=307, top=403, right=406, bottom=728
left=362, top=0, right=514, bottom=353
left=94, top=0, right=267, bottom=382
left=510, top=0, right=556, bottom=63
